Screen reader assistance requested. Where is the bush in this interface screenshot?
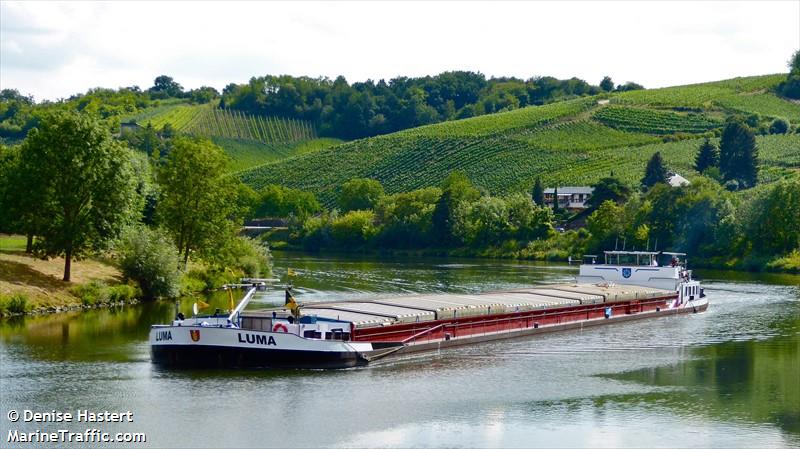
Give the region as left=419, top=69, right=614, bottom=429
left=331, top=210, right=379, bottom=247
left=180, top=270, right=208, bottom=295
left=117, top=226, right=181, bottom=300
left=724, top=179, right=740, bottom=191
left=205, top=236, right=272, bottom=278
left=70, top=281, right=110, bottom=306
left=108, top=284, right=141, bottom=302
left=256, top=185, right=320, bottom=219
left=180, top=265, right=241, bottom=293
left=296, top=212, right=335, bottom=250
left=232, top=237, right=271, bottom=278
left=0, top=293, right=29, bottom=315
left=766, top=250, right=800, bottom=273
left=769, top=119, right=790, bottom=135
left=338, top=178, right=385, bottom=212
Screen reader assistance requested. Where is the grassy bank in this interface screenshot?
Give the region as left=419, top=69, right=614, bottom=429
left=0, top=233, right=269, bottom=317
left=699, top=250, right=800, bottom=274
left=0, top=234, right=137, bottom=316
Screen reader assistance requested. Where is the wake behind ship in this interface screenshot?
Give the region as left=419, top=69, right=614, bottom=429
left=150, top=251, right=707, bottom=369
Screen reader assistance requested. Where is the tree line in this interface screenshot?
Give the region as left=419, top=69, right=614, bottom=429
left=220, top=72, right=643, bottom=140
left=1, top=72, right=641, bottom=145
left=0, top=76, right=220, bottom=144
left=0, top=111, right=269, bottom=299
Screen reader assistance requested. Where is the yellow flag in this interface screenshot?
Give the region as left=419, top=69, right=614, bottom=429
left=285, top=292, right=298, bottom=311
left=197, top=300, right=210, bottom=309
left=227, top=288, right=235, bottom=311
left=287, top=268, right=297, bottom=277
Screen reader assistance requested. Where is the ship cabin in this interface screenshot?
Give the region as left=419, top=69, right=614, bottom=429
left=578, top=250, right=701, bottom=303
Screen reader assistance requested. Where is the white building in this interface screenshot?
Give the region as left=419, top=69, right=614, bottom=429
left=668, top=173, right=690, bottom=187
left=543, top=187, right=594, bottom=210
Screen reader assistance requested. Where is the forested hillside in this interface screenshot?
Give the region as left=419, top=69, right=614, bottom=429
left=219, top=72, right=642, bottom=140
left=1, top=72, right=635, bottom=169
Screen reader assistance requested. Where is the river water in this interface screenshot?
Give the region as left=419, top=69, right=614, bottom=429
left=1, top=253, right=798, bottom=448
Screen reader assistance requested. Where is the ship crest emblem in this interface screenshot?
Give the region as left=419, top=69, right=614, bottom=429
left=190, top=330, right=201, bottom=342
left=622, top=268, right=632, bottom=278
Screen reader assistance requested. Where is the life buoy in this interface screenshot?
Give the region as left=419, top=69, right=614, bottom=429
left=272, top=323, right=288, bottom=333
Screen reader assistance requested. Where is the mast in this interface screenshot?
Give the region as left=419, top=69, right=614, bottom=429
left=228, top=287, right=258, bottom=324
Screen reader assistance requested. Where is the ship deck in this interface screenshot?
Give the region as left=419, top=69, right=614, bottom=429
left=244, top=283, right=674, bottom=330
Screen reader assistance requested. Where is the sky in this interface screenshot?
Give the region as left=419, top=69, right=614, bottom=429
left=1, top=1, right=799, bottom=102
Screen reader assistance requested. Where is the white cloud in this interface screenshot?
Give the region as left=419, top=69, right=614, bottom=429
left=1, top=1, right=798, bottom=101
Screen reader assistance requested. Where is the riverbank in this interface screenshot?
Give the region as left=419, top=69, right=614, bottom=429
left=0, top=234, right=262, bottom=318
left=267, top=237, right=800, bottom=275
left=0, top=240, right=141, bottom=316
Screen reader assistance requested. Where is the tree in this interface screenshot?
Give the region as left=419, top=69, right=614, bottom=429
left=586, top=200, right=626, bottom=252
left=791, top=49, right=800, bottom=71
left=331, top=210, right=379, bottom=247
left=0, top=145, right=19, bottom=234
left=120, top=122, right=164, bottom=158
left=694, top=138, right=719, bottom=173
left=256, top=185, right=320, bottom=219
left=432, top=171, right=480, bottom=245
left=149, top=75, right=183, bottom=98
left=777, top=50, right=800, bottom=99
left=531, top=177, right=545, bottom=206
left=586, top=177, right=631, bottom=210
left=616, top=82, right=645, bottom=92
left=453, top=196, right=510, bottom=246
left=189, top=86, right=219, bottom=104
left=641, top=151, right=668, bottom=190
left=600, top=76, right=614, bottom=92
left=552, top=186, right=560, bottom=213
left=117, top=225, right=181, bottom=300
left=0, top=144, right=48, bottom=251
left=338, top=178, right=385, bottom=212
left=0, top=146, right=14, bottom=225
left=769, top=118, right=789, bottom=135
left=743, top=179, right=800, bottom=256
left=156, top=136, right=243, bottom=267
left=505, top=192, right=553, bottom=240
left=375, top=187, right=441, bottom=248
left=719, top=120, right=759, bottom=189
left=18, top=111, right=138, bottom=281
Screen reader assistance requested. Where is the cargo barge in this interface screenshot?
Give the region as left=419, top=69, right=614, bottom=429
left=150, top=251, right=707, bottom=369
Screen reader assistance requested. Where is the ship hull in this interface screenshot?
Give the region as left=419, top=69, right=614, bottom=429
left=150, top=298, right=708, bottom=369
left=396, top=299, right=708, bottom=356
left=151, top=344, right=366, bottom=369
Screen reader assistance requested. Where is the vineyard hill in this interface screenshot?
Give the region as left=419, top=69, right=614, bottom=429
left=236, top=74, right=800, bottom=205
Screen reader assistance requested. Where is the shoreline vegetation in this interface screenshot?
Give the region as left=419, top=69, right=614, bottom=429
left=252, top=164, right=799, bottom=279
left=265, top=242, right=800, bottom=275
left=2, top=227, right=797, bottom=319
left=1, top=112, right=273, bottom=318
left=0, top=235, right=134, bottom=316
left=0, top=233, right=267, bottom=317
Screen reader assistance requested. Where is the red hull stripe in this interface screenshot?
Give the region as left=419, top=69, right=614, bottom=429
left=352, top=295, right=674, bottom=343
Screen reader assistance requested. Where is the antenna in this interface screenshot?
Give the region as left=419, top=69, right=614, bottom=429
left=646, top=238, right=650, bottom=251
left=614, top=237, right=619, bottom=250
left=622, top=237, right=626, bottom=251
left=654, top=238, right=658, bottom=252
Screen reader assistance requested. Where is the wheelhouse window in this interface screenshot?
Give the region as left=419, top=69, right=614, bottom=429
left=303, top=330, right=322, bottom=339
